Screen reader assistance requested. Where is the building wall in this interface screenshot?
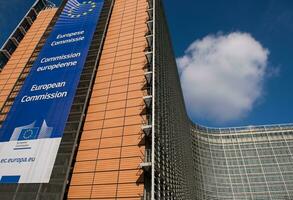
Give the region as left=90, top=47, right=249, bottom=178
left=153, top=1, right=293, bottom=199
left=68, top=0, right=148, bottom=199
left=0, top=8, right=57, bottom=112
left=1, top=1, right=292, bottom=200
left=153, top=0, right=197, bottom=199
left=191, top=125, right=293, bottom=200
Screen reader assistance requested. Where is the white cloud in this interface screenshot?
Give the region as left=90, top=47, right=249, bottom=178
left=177, top=32, right=270, bottom=123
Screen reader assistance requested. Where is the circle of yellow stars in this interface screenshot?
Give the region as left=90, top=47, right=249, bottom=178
left=67, top=1, right=97, bottom=18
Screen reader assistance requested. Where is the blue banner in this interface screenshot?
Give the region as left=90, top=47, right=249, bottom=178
left=0, top=0, right=104, bottom=183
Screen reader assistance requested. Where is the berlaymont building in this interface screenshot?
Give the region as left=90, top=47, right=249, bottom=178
left=0, top=0, right=293, bottom=199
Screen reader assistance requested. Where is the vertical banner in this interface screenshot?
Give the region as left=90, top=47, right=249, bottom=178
left=0, top=0, right=104, bottom=183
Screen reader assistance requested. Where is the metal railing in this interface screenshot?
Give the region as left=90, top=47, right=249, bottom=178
left=192, top=123, right=293, bottom=135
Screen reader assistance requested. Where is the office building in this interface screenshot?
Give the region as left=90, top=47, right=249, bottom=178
left=0, top=0, right=292, bottom=199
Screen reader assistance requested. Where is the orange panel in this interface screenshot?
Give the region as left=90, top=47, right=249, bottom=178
left=81, top=130, right=102, bottom=140
left=106, top=101, right=126, bottom=110
left=68, top=185, right=92, bottom=199
left=103, top=117, right=124, bottom=128
left=86, top=112, right=105, bottom=121
left=118, top=169, right=143, bottom=183
left=93, top=170, right=119, bottom=184
left=91, top=184, right=117, bottom=198
left=102, top=126, right=124, bottom=138
left=79, top=139, right=100, bottom=150
left=99, top=136, right=122, bottom=148
left=73, top=161, right=96, bottom=173
left=95, top=158, right=120, bottom=171
left=124, top=116, right=143, bottom=126
left=76, top=149, right=98, bottom=161
left=117, top=183, right=144, bottom=198
left=87, top=103, right=107, bottom=113
left=121, top=146, right=144, bottom=158
left=108, top=93, right=127, bottom=102
left=70, top=172, right=94, bottom=185
left=98, top=147, right=121, bottom=160
left=105, top=108, right=125, bottom=119
left=124, top=125, right=142, bottom=135
left=83, top=120, right=104, bottom=130
left=126, top=98, right=143, bottom=107
left=89, top=96, right=108, bottom=104
left=0, top=8, right=57, bottom=109
left=122, top=134, right=143, bottom=146
left=120, top=157, right=142, bottom=170
left=69, top=0, right=147, bottom=198
left=125, top=106, right=143, bottom=116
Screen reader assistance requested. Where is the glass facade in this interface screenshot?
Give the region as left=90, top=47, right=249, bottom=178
left=154, top=0, right=293, bottom=199
left=192, top=125, right=293, bottom=199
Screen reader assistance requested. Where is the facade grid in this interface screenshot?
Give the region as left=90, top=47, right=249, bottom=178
left=153, top=0, right=293, bottom=199
left=191, top=125, right=293, bottom=199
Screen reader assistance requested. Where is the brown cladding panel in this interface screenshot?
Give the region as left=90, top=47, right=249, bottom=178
left=68, top=0, right=147, bottom=198
left=0, top=9, right=57, bottom=109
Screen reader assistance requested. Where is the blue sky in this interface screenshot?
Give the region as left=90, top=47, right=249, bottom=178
left=0, top=0, right=292, bottom=127
left=165, top=0, right=293, bottom=127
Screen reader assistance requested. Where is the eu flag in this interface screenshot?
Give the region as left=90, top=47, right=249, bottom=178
left=18, top=128, right=39, bottom=141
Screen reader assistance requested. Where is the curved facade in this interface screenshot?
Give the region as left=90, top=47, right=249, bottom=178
left=192, top=125, right=293, bottom=200
left=154, top=0, right=293, bottom=199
